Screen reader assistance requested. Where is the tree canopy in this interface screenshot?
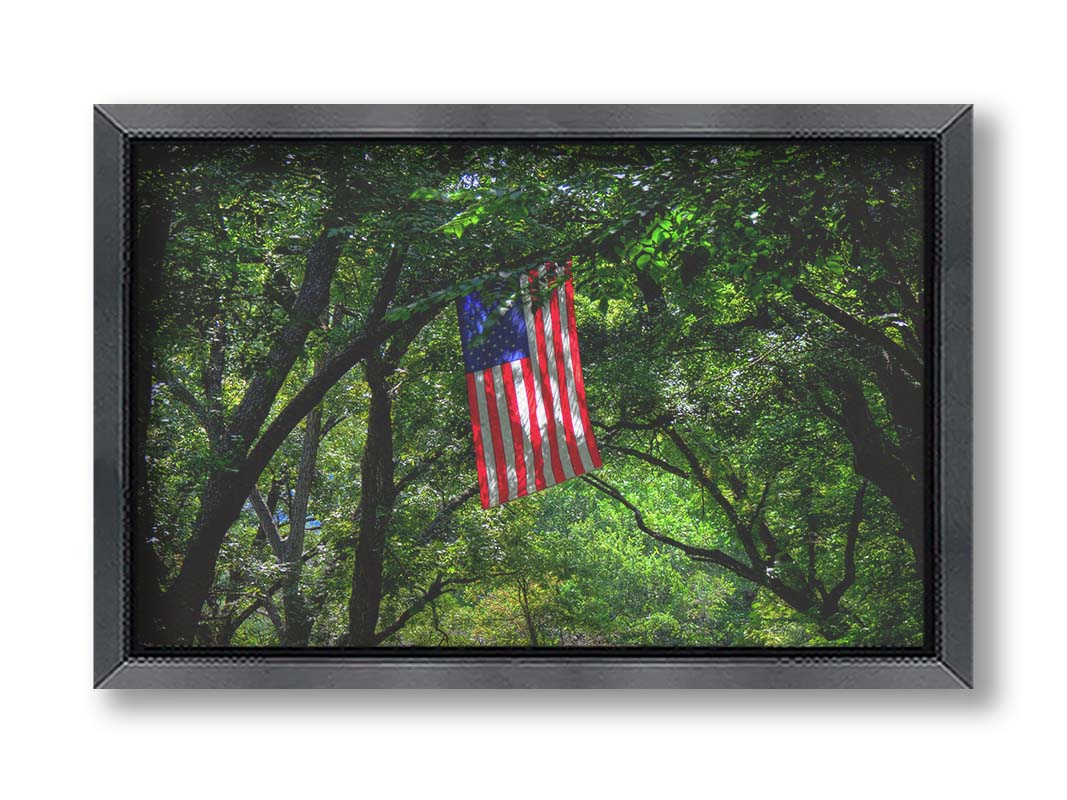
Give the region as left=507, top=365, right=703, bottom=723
left=133, top=139, right=928, bottom=648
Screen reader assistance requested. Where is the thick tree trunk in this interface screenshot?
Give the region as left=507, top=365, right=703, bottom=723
left=833, top=374, right=923, bottom=569
left=780, top=284, right=926, bottom=574
left=345, top=314, right=431, bottom=646
left=158, top=230, right=346, bottom=644
left=281, top=404, right=321, bottom=646
left=157, top=246, right=420, bottom=645
left=348, top=354, right=396, bottom=646
left=869, top=351, right=924, bottom=480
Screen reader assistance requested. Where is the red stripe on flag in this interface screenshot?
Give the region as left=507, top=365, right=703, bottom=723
left=466, top=372, right=491, bottom=508
left=548, top=282, right=584, bottom=474
left=501, top=363, right=528, bottom=497
left=520, top=358, right=547, bottom=490
left=481, top=367, right=510, bottom=504
left=563, top=268, right=602, bottom=468
left=532, top=272, right=566, bottom=485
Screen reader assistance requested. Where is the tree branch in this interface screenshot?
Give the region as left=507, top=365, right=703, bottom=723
left=791, top=284, right=922, bottom=378
left=394, top=450, right=445, bottom=498
left=286, top=403, right=321, bottom=566
left=226, top=546, right=326, bottom=637
left=600, top=443, right=688, bottom=479
left=591, top=416, right=670, bottom=434
left=373, top=574, right=478, bottom=645
left=249, top=486, right=286, bottom=562
left=240, top=259, right=453, bottom=489
left=320, top=411, right=351, bottom=440
left=581, top=475, right=760, bottom=581
left=751, top=481, right=779, bottom=561
left=201, top=317, right=228, bottom=439
left=419, top=483, right=481, bottom=543
left=661, top=428, right=771, bottom=569
left=822, top=482, right=868, bottom=615
left=225, top=225, right=349, bottom=452
left=164, top=378, right=221, bottom=444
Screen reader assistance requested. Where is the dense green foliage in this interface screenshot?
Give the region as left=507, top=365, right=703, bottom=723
left=134, top=140, right=927, bottom=648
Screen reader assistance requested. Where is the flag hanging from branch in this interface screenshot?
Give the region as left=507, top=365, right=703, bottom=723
left=457, top=260, right=601, bottom=509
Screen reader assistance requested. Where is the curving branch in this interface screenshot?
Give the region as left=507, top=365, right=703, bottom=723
left=821, top=482, right=868, bottom=616
left=581, top=475, right=760, bottom=582
left=164, top=377, right=223, bottom=445
left=420, top=483, right=480, bottom=544
left=224, top=546, right=326, bottom=641
left=393, top=450, right=446, bottom=498
left=585, top=473, right=825, bottom=615
left=791, top=284, right=922, bottom=379
left=248, top=486, right=286, bottom=563
left=600, top=442, right=687, bottom=479
left=373, top=574, right=479, bottom=645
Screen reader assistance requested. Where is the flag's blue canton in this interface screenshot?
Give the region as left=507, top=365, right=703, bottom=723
left=456, top=287, right=530, bottom=373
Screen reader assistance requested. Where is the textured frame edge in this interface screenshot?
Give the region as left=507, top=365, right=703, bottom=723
left=94, top=104, right=973, bottom=689
left=95, top=108, right=127, bottom=686
left=95, top=104, right=969, bottom=139
left=937, top=108, right=974, bottom=687
left=98, top=659, right=966, bottom=689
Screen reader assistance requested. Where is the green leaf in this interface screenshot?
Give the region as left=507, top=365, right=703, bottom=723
left=409, top=188, right=442, bottom=201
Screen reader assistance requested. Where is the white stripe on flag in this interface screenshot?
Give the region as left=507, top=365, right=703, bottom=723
left=473, top=370, right=499, bottom=508
left=491, top=365, right=518, bottom=502
left=510, top=359, right=537, bottom=496
left=540, top=282, right=575, bottom=480
left=520, top=274, right=555, bottom=487
left=555, top=279, right=595, bottom=474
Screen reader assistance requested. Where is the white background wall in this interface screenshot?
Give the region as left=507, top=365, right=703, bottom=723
left=0, top=2, right=1058, bottom=796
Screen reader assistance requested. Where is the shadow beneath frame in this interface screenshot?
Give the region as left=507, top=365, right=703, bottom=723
left=102, top=113, right=1002, bottom=711
left=101, top=682, right=980, bottom=714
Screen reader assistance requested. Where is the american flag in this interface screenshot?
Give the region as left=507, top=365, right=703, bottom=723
left=457, top=261, right=602, bottom=509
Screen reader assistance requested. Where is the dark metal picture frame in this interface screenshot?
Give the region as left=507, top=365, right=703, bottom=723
left=95, top=104, right=972, bottom=689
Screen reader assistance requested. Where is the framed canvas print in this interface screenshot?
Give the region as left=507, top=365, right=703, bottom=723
left=94, top=104, right=972, bottom=688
